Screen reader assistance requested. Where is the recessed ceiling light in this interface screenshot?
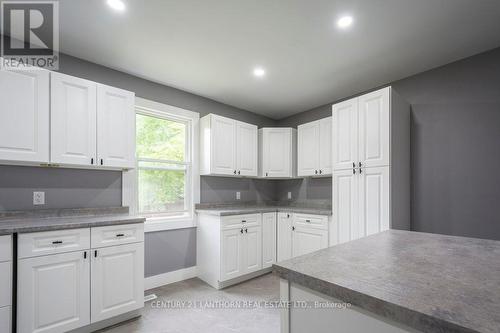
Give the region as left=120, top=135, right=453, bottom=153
left=253, top=67, right=266, bottom=78
left=337, top=16, right=353, bottom=29
left=107, top=0, right=126, bottom=12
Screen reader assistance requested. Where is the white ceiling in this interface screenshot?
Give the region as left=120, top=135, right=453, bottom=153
left=59, top=0, right=500, bottom=119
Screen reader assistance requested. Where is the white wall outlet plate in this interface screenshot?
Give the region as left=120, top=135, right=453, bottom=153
left=236, top=192, right=241, bottom=200
left=288, top=192, right=292, bottom=200
left=33, top=191, right=45, bottom=205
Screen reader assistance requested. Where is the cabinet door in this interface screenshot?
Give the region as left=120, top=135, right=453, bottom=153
left=17, top=251, right=90, bottom=333
left=292, top=226, right=328, bottom=258
left=243, top=226, right=262, bottom=274
left=358, top=88, right=390, bottom=168
left=97, top=84, right=136, bottom=168
left=264, top=129, right=290, bottom=178
left=211, top=115, right=236, bottom=175
left=359, top=166, right=390, bottom=237
left=333, top=169, right=359, bottom=244
left=220, top=228, right=243, bottom=281
left=297, top=121, right=319, bottom=177
left=262, top=213, right=277, bottom=268
left=277, top=213, right=293, bottom=262
left=236, top=121, right=258, bottom=176
left=332, top=98, right=358, bottom=171
left=51, top=72, right=97, bottom=166
left=0, top=68, right=49, bottom=163
left=319, top=117, right=333, bottom=175
left=91, top=243, right=144, bottom=323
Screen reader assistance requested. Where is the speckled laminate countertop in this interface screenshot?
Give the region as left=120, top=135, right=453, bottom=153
left=195, top=204, right=332, bottom=216
left=0, top=207, right=145, bottom=234
left=273, top=230, right=500, bottom=333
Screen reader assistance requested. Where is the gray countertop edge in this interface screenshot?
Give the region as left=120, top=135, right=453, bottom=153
left=0, top=216, right=146, bottom=235
left=196, top=207, right=332, bottom=216
left=272, top=265, right=477, bottom=333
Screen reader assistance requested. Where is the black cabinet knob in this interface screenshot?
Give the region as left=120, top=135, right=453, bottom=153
left=240, top=229, right=243, bottom=234
left=292, top=226, right=295, bottom=231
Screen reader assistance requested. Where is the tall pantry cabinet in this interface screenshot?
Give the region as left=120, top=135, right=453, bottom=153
left=331, top=87, right=410, bottom=244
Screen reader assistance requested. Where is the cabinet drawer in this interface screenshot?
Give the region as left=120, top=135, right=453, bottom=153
left=0, top=236, right=12, bottom=262
left=0, top=262, right=11, bottom=307
left=91, top=223, right=144, bottom=248
left=293, top=214, right=329, bottom=230
left=0, top=306, right=11, bottom=333
left=18, top=228, right=90, bottom=259
left=221, top=214, right=261, bottom=230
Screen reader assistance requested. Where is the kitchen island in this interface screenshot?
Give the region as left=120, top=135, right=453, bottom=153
left=273, top=230, right=500, bottom=333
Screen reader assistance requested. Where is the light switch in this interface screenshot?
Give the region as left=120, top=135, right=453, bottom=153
left=33, top=191, right=45, bottom=205
left=236, top=192, right=241, bottom=200
left=287, top=192, right=292, bottom=200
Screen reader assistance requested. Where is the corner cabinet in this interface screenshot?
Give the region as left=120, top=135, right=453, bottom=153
left=259, top=128, right=297, bottom=178
left=17, top=224, right=144, bottom=333
left=297, top=117, right=332, bottom=177
left=0, top=67, right=50, bottom=163
left=200, top=114, right=258, bottom=177
left=332, top=87, right=410, bottom=244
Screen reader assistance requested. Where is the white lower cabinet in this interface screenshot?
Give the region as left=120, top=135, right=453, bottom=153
left=243, top=226, right=262, bottom=274
left=17, top=224, right=144, bottom=333
left=17, top=251, right=91, bottom=333
left=0, top=236, right=12, bottom=333
left=262, top=212, right=277, bottom=269
left=220, top=228, right=244, bottom=281
left=277, top=213, right=293, bottom=262
left=277, top=213, right=329, bottom=262
left=91, top=243, right=144, bottom=323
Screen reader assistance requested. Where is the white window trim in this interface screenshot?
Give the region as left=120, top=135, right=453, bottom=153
left=123, top=97, right=200, bottom=233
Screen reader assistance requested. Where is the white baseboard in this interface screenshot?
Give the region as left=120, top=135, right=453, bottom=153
left=145, top=266, right=197, bottom=291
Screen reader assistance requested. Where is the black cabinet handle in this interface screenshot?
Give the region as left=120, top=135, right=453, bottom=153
left=359, top=162, right=362, bottom=167
left=83, top=251, right=87, bottom=259
left=245, top=228, right=248, bottom=233
left=52, top=240, right=63, bottom=244
left=286, top=214, right=290, bottom=218
left=353, top=168, right=356, bottom=175
left=240, top=229, right=244, bottom=234
left=234, top=170, right=237, bottom=175
left=359, top=168, right=363, bottom=174
left=319, top=170, right=322, bottom=174
left=94, top=250, right=98, bottom=257
left=315, top=170, right=318, bottom=175
left=238, top=171, right=241, bottom=175
left=241, top=220, right=246, bottom=223
left=100, top=159, right=104, bottom=165
left=116, top=233, right=125, bottom=237
left=91, top=158, right=94, bottom=165
left=292, top=226, right=295, bottom=231
left=265, top=172, right=268, bottom=177
left=352, top=162, right=355, bottom=168
left=306, top=219, right=311, bottom=223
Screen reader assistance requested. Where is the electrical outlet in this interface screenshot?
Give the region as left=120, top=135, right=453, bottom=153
left=287, top=192, right=292, bottom=200
left=236, top=192, right=241, bottom=200
left=33, top=191, right=45, bottom=205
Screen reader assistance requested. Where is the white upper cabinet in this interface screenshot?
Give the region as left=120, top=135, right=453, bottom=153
left=319, top=117, right=333, bottom=175
left=0, top=68, right=49, bottom=163
left=297, top=117, right=332, bottom=176
left=200, top=114, right=258, bottom=177
left=297, top=121, right=319, bottom=176
left=358, top=88, right=390, bottom=168
left=259, top=128, right=297, bottom=178
left=332, top=98, right=358, bottom=171
left=51, top=72, right=97, bottom=166
left=235, top=121, right=258, bottom=176
left=1, top=69, right=135, bottom=170
left=97, top=84, right=136, bottom=169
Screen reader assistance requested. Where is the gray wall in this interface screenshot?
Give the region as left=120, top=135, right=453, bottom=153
left=278, top=47, right=500, bottom=240
left=201, top=177, right=277, bottom=203
left=0, top=165, right=121, bottom=211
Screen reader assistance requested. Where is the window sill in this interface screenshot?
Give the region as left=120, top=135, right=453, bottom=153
left=144, top=214, right=197, bottom=233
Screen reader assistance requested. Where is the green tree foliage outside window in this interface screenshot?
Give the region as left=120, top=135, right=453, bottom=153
left=136, top=114, right=188, bottom=214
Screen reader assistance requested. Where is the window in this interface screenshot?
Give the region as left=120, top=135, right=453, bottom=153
left=125, top=97, right=199, bottom=232
left=136, top=113, right=190, bottom=216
